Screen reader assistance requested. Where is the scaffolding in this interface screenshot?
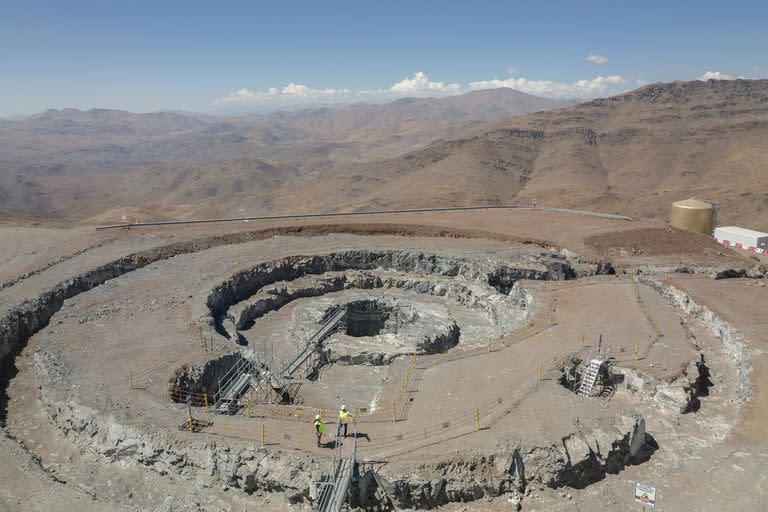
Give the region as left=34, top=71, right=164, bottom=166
left=315, top=422, right=357, bottom=512
left=213, top=353, right=257, bottom=413
left=283, top=305, right=347, bottom=379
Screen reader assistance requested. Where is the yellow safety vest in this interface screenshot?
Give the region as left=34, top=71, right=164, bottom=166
left=339, top=410, right=351, bottom=423
left=314, top=420, right=324, bottom=433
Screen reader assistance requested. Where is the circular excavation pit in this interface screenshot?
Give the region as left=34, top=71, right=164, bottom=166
left=343, top=299, right=393, bottom=337
left=2, top=228, right=751, bottom=511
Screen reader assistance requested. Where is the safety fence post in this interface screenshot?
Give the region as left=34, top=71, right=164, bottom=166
left=392, top=401, right=396, bottom=423
left=476, top=409, right=480, bottom=431
left=204, top=393, right=208, bottom=413
left=538, top=363, right=543, bottom=382
left=635, top=344, right=639, bottom=362
left=488, top=336, right=491, bottom=353
left=261, top=425, right=265, bottom=448
left=412, top=352, right=416, bottom=370
left=129, top=370, right=133, bottom=389
left=246, top=399, right=251, bottom=419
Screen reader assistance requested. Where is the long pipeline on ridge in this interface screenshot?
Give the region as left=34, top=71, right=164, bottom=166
left=95, top=204, right=631, bottom=230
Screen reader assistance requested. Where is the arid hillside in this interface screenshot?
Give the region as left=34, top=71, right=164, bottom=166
left=285, top=79, right=768, bottom=229
left=1, top=80, right=767, bottom=229
left=0, top=88, right=570, bottom=221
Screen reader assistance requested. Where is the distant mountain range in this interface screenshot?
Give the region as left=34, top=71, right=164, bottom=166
left=0, top=88, right=571, bottom=219
left=1, top=81, right=767, bottom=230
left=281, top=79, right=768, bottom=228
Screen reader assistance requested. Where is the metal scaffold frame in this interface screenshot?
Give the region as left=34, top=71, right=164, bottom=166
left=315, top=422, right=358, bottom=512
left=282, top=304, right=347, bottom=379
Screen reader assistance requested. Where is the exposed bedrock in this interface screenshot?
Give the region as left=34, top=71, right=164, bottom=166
left=0, top=256, right=148, bottom=367
left=208, top=249, right=581, bottom=339
left=0, top=246, right=588, bottom=375
left=615, top=357, right=711, bottom=414
left=34, top=338, right=654, bottom=509
left=356, top=415, right=653, bottom=509
left=638, top=277, right=752, bottom=402
left=559, top=356, right=711, bottom=414
left=168, top=352, right=247, bottom=403
left=321, top=295, right=462, bottom=365
left=231, top=270, right=527, bottom=340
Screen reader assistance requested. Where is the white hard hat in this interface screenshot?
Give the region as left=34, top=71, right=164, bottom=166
left=315, top=414, right=321, bottom=420
left=341, top=404, right=347, bottom=411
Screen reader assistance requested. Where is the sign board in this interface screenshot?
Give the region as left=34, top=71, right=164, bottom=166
left=634, top=482, right=656, bottom=509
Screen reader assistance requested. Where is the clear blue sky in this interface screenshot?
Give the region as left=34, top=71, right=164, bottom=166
left=1, top=0, right=766, bottom=116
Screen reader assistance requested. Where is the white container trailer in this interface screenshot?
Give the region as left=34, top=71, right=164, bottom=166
left=714, top=226, right=768, bottom=252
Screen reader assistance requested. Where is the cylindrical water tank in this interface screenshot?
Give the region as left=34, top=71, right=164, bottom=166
left=669, top=198, right=714, bottom=234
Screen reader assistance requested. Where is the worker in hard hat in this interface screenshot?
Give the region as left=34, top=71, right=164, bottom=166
left=339, top=405, right=351, bottom=437
left=314, top=414, right=324, bottom=447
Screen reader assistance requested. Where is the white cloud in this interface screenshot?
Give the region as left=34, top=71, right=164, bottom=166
left=586, top=54, right=608, bottom=64
left=506, top=67, right=520, bottom=75
left=216, top=83, right=352, bottom=104
left=636, top=79, right=649, bottom=86
left=232, top=88, right=256, bottom=99
left=699, top=71, right=733, bottom=80
left=214, top=71, right=633, bottom=108
left=468, top=75, right=628, bottom=99
left=388, top=72, right=460, bottom=95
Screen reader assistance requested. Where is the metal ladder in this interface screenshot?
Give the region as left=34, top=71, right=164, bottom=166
left=283, top=305, right=347, bottom=379
left=213, top=354, right=256, bottom=412
left=316, top=423, right=357, bottom=512
left=577, top=358, right=604, bottom=397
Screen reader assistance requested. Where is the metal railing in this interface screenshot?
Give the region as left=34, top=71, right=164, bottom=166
left=282, top=305, right=347, bottom=378
left=316, top=422, right=357, bottom=512
left=213, top=354, right=256, bottom=412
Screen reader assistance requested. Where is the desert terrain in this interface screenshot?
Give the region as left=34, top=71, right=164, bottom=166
left=2, top=81, right=767, bottom=229
left=1, top=206, right=767, bottom=511
left=2, top=78, right=768, bottom=512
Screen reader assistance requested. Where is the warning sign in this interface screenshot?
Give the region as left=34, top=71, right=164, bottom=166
left=634, top=482, right=656, bottom=509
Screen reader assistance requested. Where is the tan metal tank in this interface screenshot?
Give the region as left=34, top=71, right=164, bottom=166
left=669, top=198, right=714, bottom=234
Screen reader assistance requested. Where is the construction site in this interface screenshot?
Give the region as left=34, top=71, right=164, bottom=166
left=1, top=207, right=767, bottom=511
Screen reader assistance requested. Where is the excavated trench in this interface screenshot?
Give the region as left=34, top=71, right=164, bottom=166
left=169, top=353, right=252, bottom=405
left=198, top=249, right=574, bottom=391
left=0, top=230, right=760, bottom=510
left=344, top=300, right=392, bottom=337
left=205, top=249, right=578, bottom=340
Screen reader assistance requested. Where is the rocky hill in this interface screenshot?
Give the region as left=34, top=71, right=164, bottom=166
left=283, top=79, right=768, bottom=228
left=1, top=80, right=767, bottom=229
